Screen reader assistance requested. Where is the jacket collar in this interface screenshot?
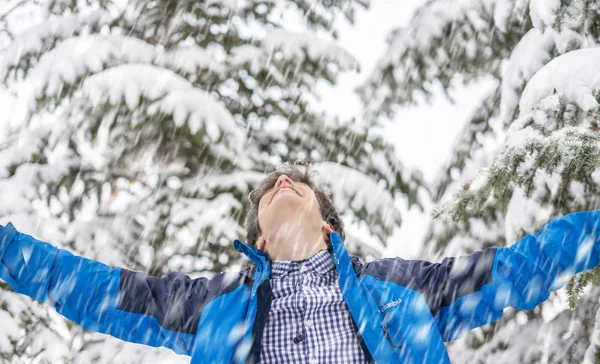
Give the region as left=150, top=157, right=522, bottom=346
left=233, top=239, right=267, bottom=265
left=233, top=239, right=271, bottom=280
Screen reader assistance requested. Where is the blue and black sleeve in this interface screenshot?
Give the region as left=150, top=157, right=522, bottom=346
left=420, top=209, right=600, bottom=341
left=0, top=222, right=242, bottom=355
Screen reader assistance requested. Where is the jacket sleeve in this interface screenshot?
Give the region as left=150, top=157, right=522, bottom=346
left=423, top=209, right=600, bottom=342
left=0, top=222, right=213, bottom=356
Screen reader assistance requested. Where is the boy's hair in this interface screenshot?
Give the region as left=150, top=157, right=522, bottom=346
left=244, top=159, right=346, bottom=247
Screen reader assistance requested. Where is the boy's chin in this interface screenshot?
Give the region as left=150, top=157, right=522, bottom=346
left=271, top=196, right=303, bottom=210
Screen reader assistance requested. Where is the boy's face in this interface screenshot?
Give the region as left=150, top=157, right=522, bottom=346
left=256, top=174, right=327, bottom=253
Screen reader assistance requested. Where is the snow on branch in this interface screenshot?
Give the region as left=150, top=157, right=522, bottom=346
left=20, top=34, right=228, bottom=116
left=80, top=64, right=246, bottom=148
left=311, top=161, right=400, bottom=241
left=432, top=84, right=502, bottom=200
left=0, top=0, right=28, bottom=21
left=262, top=29, right=359, bottom=72
left=500, top=28, right=582, bottom=123
left=229, top=30, right=359, bottom=85
left=0, top=151, right=79, bottom=216
left=79, top=64, right=187, bottom=106
left=25, top=35, right=155, bottom=108
left=157, top=44, right=225, bottom=77
left=529, top=0, right=561, bottom=30
left=437, top=47, right=600, bottom=225
left=0, top=125, right=51, bottom=178
left=228, top=44, right=287, bottom=85
left=0, top=11, right=108, bottom=81
left=150, top=88, right=245, bottom=143
left=171, top=193, right=244, bottom=248
left=519, top=48, right=600, bottom=114
left=360, top=0, right=528, bottom=120
left=181, top=169, right=265, bottom=197
left=437, top=126, right=600, bottom=224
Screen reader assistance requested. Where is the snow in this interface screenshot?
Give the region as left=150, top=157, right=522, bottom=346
left=150, top=88, right=245, bottom=144
left=361, top=0, right=600, bottom=361
left=25, top=35, right=155, bottom=108
left=312, top=161, right=400, bottom=241
left=448, top=305, right=590, bottom=363
left=82, top=64, right=187, bottom=106
left=583, top=298, right=600, bottom=363
left=394, top=0, right=471, bottom=49
left=80, top=64, right=246, bottom=149
left=341, top=224, right=385, bottom=260
left=158, top=45, right=225, bottom=76
left=501, top=64, right=600, bottom=240
left=492, top=1, right=512, bottom=33
left=0, top=125, right=52, bottom=178
left=500, top=27, right=582, bottom=122
left=11, top=0, right=600, bottom=362
left=0, top=11, right=108, bottom=80
left=262, top=29, right=360, bottom=72
left=172, top=194, right=244, bottom=248
left=377, top=0, right=514, bottom=66
left=228, top=30, right=360, bottom=86
left=182, top=170, right=265, bottom=197
left=519, top=48, right=600, bottom=114
left=529, top=0, right=561, bottom=29
left=500, top=29, right=553, bottom=121
left=0, top=154, right=78, bottom=216
left=0, top=0, right=412, bottom=363
left=228, top=44, right=287, bottom=85
left=503, top=177, right=553, bottom=244
left=361, top=0, right=531, bottom=119
left=503, top=124, right=538, bottom=149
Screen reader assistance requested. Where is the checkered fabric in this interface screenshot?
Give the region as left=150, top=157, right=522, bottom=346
left=259, top=250, right=368, bottom=363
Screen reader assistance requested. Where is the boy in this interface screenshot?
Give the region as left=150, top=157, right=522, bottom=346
left=1, top=160, right=600, bottom=363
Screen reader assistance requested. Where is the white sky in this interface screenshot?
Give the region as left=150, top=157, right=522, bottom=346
left=315, top=0, right=496, bottom=259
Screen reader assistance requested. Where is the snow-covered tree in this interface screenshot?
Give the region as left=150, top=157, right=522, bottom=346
left=0, top=0, right=425, bottom=362
left=364, top=0, right=600, bottom=362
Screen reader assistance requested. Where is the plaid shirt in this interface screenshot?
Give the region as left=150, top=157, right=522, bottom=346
left=259, top=250, right=368, bottom=363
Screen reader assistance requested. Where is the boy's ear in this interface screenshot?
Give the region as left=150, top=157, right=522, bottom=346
left=321, top=221, right=334, bottom=234
left=257, top=236, right=266, bottom=251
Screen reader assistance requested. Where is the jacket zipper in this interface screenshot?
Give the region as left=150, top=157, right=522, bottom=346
left=382, top=324, right=403, bottom=349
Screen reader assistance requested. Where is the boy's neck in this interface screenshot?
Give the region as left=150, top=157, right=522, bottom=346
left=265, top=228, right=328, bottom=261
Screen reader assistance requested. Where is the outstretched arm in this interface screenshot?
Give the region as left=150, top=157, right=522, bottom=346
left=0, top=222, right=221, bottom=356
left=420, top=209, right=600, bottom=341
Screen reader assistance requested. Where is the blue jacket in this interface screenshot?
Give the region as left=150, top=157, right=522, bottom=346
left=1, top=210, right=600, bottom=363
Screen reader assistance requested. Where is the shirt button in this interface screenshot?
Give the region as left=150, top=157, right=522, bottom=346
left=305, top=320, right=313, bottom=328
left=300, top=265, right=308, bottom=272
left=309, top=358, right=318, bottom=364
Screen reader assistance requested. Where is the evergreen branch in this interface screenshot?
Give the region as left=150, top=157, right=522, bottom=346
left=437, top=127, right=600, bottom=223
left=0, top=0, right=28, bottom=22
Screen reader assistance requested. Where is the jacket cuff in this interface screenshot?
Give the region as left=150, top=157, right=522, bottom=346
left=0, top=222, right=18, bottom=260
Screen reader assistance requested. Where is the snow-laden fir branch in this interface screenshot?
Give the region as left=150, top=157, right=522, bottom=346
left=312, top=161, right=401, bottom=241
left=437, top=125, right=600, bottom=223
left=157, top=44, right=225, bottom=77
left=81, top=64, right=246, bottom=148
left=359, top=0, right=530, bottom=121
left=519, top=47, right=600, bottom=114
left=0, top=11, right=110, bottom=81
left=24, top=34, right=155, bottom=108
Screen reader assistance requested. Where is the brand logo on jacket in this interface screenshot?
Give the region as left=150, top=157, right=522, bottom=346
left=378, top=298, right=402, bottom=313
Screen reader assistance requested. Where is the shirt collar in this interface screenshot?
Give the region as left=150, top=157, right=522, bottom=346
left=271, top=250, right=335, bottom=278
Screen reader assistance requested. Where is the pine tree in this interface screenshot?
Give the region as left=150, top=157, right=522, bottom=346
left=364, top=0, right=600, bottom=362
left=0, top=0, right=424, bottom=362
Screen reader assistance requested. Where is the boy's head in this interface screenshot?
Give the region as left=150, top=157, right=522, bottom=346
left=244, top=160, right=345, bottom=257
